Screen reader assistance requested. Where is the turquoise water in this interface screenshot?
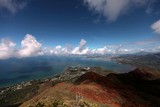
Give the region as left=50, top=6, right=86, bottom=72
left=0, top=56, right=135, bottom=88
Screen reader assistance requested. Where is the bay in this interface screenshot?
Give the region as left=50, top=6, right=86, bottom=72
left=0, top=56, right=135, bottom=88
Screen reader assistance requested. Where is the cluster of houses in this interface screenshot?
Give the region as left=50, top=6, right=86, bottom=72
left=0, top=81, right=32, bottom=95
left=0, top=66, right=93, bottom=95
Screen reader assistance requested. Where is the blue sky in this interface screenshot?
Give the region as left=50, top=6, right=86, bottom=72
left=0, top=0, right=160, bottom=59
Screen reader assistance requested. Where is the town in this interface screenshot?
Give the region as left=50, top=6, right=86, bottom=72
left=0, top=66, right=111, bottom=96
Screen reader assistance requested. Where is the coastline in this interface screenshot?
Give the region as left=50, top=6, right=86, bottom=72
left=0, top=66, right=113, bottom=96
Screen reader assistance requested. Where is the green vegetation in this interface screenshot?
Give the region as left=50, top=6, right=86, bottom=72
left=51, top=99, right=67, bottom=107
left=35, top=102, right=45, bottom=107
left=82, top=100, right=98, bottom=107
left=28, top=99, right=68, bottom=107
left=0, top=84, right=39, bottom=106
left=28, top=99, right=100, bottom=107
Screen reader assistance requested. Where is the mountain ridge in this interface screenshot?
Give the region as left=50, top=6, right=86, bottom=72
left=19, top=68, right=160, bottom=107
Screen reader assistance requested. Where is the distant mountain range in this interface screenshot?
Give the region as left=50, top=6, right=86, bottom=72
left=113, top=52, right=160, bottom=72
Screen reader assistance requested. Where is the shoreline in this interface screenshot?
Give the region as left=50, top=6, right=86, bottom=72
left=0, top=73, right=61, bottom=95
left=0, top=66, right=113, bottom=95
left=0, top=57, right=136, bottom=90
left=0, top=57, right=135, bottom=88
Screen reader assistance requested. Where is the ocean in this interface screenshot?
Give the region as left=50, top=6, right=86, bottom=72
left=0, top=56, right=135, bottom=88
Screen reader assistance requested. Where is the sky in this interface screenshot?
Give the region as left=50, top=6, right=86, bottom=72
left=0, top=0, right=160, bottom=59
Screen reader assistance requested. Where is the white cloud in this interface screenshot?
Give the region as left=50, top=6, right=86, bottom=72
left=151, top=19, right=160, bottom=34
left=0, top=38, right=16, bottom=59
left=118, top=49, right=131, bottom=54
left=89, top=45, right=132, bottom=55
left=0, top=0, right=26, bottom=14
left=17, top=34, right=42, bottom=57
left=84, top=0, right=149, bottom=21
left=72, top=39, right=89, bottom=55
left=55, top=45, right=62, bottom=49
left=43, top=45, right=72, bottom=56
left=79, top=39, right=87, bottom=51
left=0, top=34, right=160, bottom=60
left=90, top=46, right=108, bottom=55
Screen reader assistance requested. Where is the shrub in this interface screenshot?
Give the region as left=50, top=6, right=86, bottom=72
left=51, top=99, right=68, bottom=107
left=35, top=102, right=45, bottom=107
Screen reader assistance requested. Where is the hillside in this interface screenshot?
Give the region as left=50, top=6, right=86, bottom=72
left=20, top=68, right=160, bottom=107
left=0, top=67, right=112, bottom=107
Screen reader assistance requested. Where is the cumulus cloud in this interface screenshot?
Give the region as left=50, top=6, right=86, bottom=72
left=90, top=46, right=108, bottom=55
left=151, top=19, right=160, bottom=34
left=84, top=0, right=149, bottom=21
left=72, top=39, right=89, bottom=55
left=0, top=0, right=27, bottom=14
left=79, top=39, right=87, bottom=51
left=156, top=46, right=160, bottom=51
left=17, top=34, right=42, bottom=57
left=46, top=45, right=71, bottom=55
left=0, top=34, right=42, bottom=59
left=0, top=34, right=160, bottom=60
left=0, top=38, right=16, bottom=59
